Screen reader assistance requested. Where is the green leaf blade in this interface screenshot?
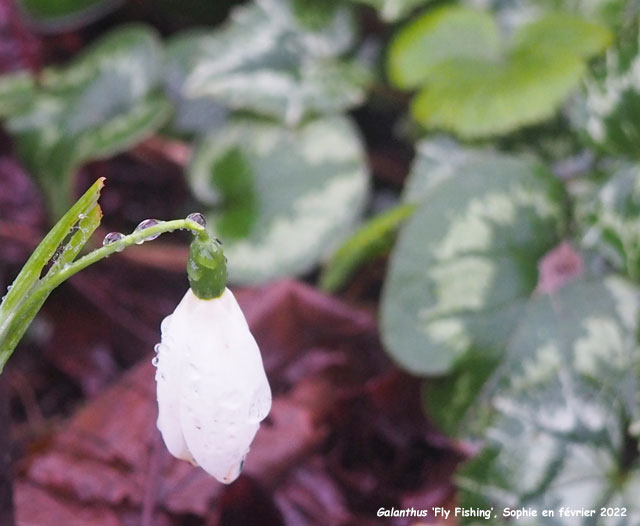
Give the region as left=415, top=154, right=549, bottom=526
left=0, top=178, right=105, bottom=369
left=512, top=13, right=612, bottom=59
left=388, top=6, right=501, bottom=89
left=319, top=203, right=416, bottom=293
left=380, top=150, right=566, bottom=376
left=189, top=116, right=370, bottom=285
left=457, top=278, right=640, bottom=521
left=6, top=24, right=168, bottom=219
left=411, top=50, right=585, bottom=139
left=178, top=2, right=367, bottom=126
left=46, top=202, right=102, bottom=278
left=74, top=92, right=172, bottom=163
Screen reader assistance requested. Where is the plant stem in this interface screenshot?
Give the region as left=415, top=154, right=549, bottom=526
left=0, top=218, right=205, bottom=371
left=43, top=218, right=204, bottom=290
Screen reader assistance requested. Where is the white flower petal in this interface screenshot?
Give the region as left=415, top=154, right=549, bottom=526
left=155, top=287, right=271, bottom=484
left=155, top=314, right=193, bottom=463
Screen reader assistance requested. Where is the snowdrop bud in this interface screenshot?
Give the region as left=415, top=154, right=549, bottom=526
left=155, top=287, right=272, bottom=484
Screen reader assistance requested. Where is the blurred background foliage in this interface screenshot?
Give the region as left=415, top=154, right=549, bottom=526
left=2, top=0, right=640, bottom=523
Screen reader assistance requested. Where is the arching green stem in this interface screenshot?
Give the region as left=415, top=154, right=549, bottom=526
left=0, top=178, right=211, bottom=372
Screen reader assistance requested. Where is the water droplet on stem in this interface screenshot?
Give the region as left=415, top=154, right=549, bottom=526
left=103, top=232, right=125, bottom=252
left=186, top=212, right=206, bottom=227
left=134, top=219, right=162, bottom=244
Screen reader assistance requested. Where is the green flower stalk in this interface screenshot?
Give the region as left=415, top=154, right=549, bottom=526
left=0, top=179, right=211, bottom=372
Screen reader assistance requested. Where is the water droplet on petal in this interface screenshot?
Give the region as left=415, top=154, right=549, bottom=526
left=134, top=219, right=162, bottom=244
left=151, top=356, right=159, bottom=367
left=186, top=212, right=206, bottom=227
left=154, top=343, right=161, bottom=354
left=103, top=232, right=125, bottom=251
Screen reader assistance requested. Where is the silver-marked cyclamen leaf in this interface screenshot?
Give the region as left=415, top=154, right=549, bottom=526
left=188, top=115, right=369, bottom=285
left=457, top=278, right=640, bottom=525
left=164, top=29, right=228, bottom=136
left=177, top=0, right=367, bottom=126
left=380, top=150, right=566, bottom=375
left=572, top=32, right=640, bottom=159
left=5, top=24, right=170, bottom=219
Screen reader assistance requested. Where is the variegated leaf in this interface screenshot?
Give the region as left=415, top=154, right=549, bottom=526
left=381, top=150, right=566, bottom=375
left=176, top=0, right=367, bottom=126
left=458, top=278, right=640, bottom=525
left=188, top=116, right=369, bottom=284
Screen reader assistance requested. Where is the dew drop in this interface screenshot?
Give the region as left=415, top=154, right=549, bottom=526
left=134, top=219, right=162, bottom=244
left=186, top=212, right=206, bottom=227
left=151, top=356, right=159, bottom=367
left=154, top=343, right=161, bottom=354
left=103, top=232, right=125, bottom=251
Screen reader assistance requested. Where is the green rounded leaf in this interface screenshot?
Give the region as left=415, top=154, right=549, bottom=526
left=412, top=49, right=585, bottom=139
left=188, top=116, right=369, bottom=285
left=380, top=151, right=565, bottom=375
left=512, top=13, right=612, bottom=58
left=390, top=8, right=611, bottom=138
left=388, top=6, right=500, bottom=89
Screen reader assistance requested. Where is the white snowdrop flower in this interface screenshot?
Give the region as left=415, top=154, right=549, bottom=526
left=154, top=287, right=271, bottom=484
